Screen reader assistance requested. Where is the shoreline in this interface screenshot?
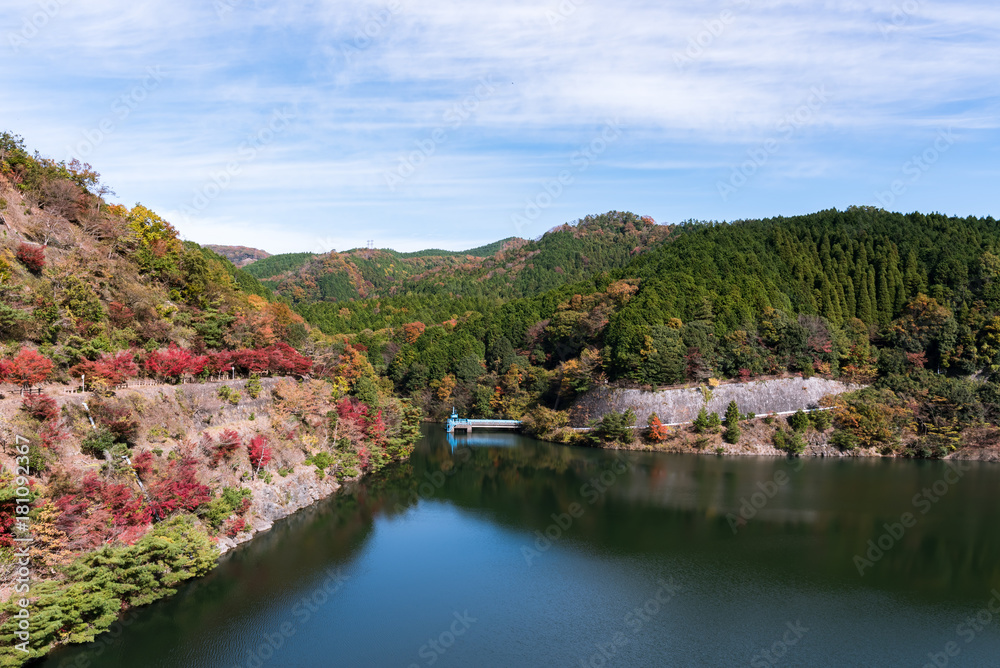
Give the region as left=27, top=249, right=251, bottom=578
left=437, top=419, right=1000, bottom=462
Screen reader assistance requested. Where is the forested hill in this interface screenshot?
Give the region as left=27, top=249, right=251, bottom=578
left=252, top=213, right=670, bottom=304
left=601, top=207, right=1000, bottom=376
left=0, top=131, right=305, bottom=374
left=294, top=206, right=1000, bottom=459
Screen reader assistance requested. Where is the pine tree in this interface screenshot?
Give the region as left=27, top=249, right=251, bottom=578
left=693, top=406, right=710, bottom=434
left=723, top=401, right=742, bottom=444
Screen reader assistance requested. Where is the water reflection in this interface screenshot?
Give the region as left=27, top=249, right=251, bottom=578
left=41, top=426, right=1000, bottom=667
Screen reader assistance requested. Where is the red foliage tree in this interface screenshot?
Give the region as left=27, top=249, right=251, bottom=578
left=205, top=350, right=235, bottom=375
left=108, top=301, right=135, bottom=328
left=55, top=472, right=152, bottom=548
left=337, top=397, right=369, bottom=431
left=38, top=422, right=67, bottom=449
left=132, top=450, right=154, bottom=479
left=224, top=517, right=246, bottom=537
left=230, top=348, right=270, bottom=375
left=71, top=351, right=140, bottom=386
left=16, top=243, right=45, bottom=273
left=216, top=429, right=241, bottom=461
left=22, top=394, right=60, bottom=423
left=8, top=348, right=55, bottom=387
left=247, top=435, right=272, bottom=478
left=91, top=400, right=140, bottom=442
left=366, top=409, right=386, bottom=446
left=265, top=342, right=313, bottom=375
left=145, top=345, right=206, bottom=381
left=146, top=456, right=211, bottom=517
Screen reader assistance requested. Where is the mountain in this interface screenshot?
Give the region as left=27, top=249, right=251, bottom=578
left=256, top=213, right=670, bottom=304
left=205, top=245, right=272, bottom=267
left=290, top=205, right=1000, bottom=460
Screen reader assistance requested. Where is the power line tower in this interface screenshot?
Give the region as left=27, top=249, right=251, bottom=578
left=366, top=240, right=374, bottom=250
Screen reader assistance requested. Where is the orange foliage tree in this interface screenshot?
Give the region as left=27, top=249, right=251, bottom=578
left=647, top=413, right=670, bottom=442
left=402, top=321, right=426, bottom=344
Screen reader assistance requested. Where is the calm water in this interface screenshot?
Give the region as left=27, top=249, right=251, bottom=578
left=42, top=427, right=1000, bottom=667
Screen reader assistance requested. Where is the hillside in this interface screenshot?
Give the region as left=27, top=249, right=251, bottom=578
left=0, top=133, right=419, bottom=665
left=293, top=206, right=1000, bottom=460
left=245, top=238, right=523, bottom=289
left=261, top=213, right=670, bottom=306
left=205, top=245, right=271, bottom=267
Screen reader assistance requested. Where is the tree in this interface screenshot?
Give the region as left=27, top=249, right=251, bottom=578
left=147, top=457, right=211, bottom=516
left=647, top=412, right=670, bottom=442
left=71, top=351, right=140, bottom=386
left=401, top=321, right=426, bottom=344
left=16, top=242, right=45, bottom=273
left=247, top=435, right=272, bottom=478
left=22, top=394, right=60, bottom=423
left=589, top=408, right=636, bottom=444
left=264, top=342, right=313, bottom=375
left=145, top=345, right=205, bottom=381
left=8, top=348, right=54, bottom=387
left=788, top=410, right=811, bottom=432
left=693, top=406, right=710, bottom=434
left=723, top=401, right=742, bottom=444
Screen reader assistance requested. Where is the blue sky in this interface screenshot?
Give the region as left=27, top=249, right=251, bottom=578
left=2, top=0, right=998, bottom=253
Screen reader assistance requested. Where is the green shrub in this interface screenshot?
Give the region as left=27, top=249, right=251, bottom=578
left=788, top=410, right=811, bottom=432
left=829, top=429, right=857, bottom=451
left=810, top=410, right=832, bottom=432
left=199, top=487, right=251, bottom=529
left=246, top=375, right=262, bottom=399
left=80, top=429, right=116, bottom=458
left=305, top=451, right=336, bottom=474
left=217, top=385, right=232, bottom=401
left=521, top=405, right=569, bottom=437
left=0, top=515, right=216, bottom=663
left=773, top=429, right=805, bottom=455
left=588, top=408, right=636, bottom=445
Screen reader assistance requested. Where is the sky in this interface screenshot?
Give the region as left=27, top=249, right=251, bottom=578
left=1, top=0, right=998, bottom=254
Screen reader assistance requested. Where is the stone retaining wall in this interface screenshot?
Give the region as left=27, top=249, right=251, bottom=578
left=568, top=377, right=860, bottom=427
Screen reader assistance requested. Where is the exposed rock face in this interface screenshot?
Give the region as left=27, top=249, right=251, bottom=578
left=569, top=377, right=861, bottom=427
left=214, top=467, right=349, bottom=554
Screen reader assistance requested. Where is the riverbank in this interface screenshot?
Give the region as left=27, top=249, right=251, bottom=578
left=544, top=414, right=1000, bottom=462
left=548, top=376, right=1000, bottom=461
left=0, top=376, right=419, bottom=665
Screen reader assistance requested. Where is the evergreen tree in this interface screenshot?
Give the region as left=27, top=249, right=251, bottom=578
left=723, top=400, right=742, bottom=444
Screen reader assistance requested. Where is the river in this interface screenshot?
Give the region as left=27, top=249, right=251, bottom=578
left=42, top=426, right=1000, bottom=667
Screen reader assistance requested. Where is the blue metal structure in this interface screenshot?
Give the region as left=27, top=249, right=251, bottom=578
left=445, top=407, right=521, bottom=434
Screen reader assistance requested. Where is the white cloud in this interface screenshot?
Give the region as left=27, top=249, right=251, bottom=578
left=1, top=0, right=997, bottom=251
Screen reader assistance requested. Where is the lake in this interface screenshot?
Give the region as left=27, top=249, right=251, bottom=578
left=42, top=427, right=1000, bottom=667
